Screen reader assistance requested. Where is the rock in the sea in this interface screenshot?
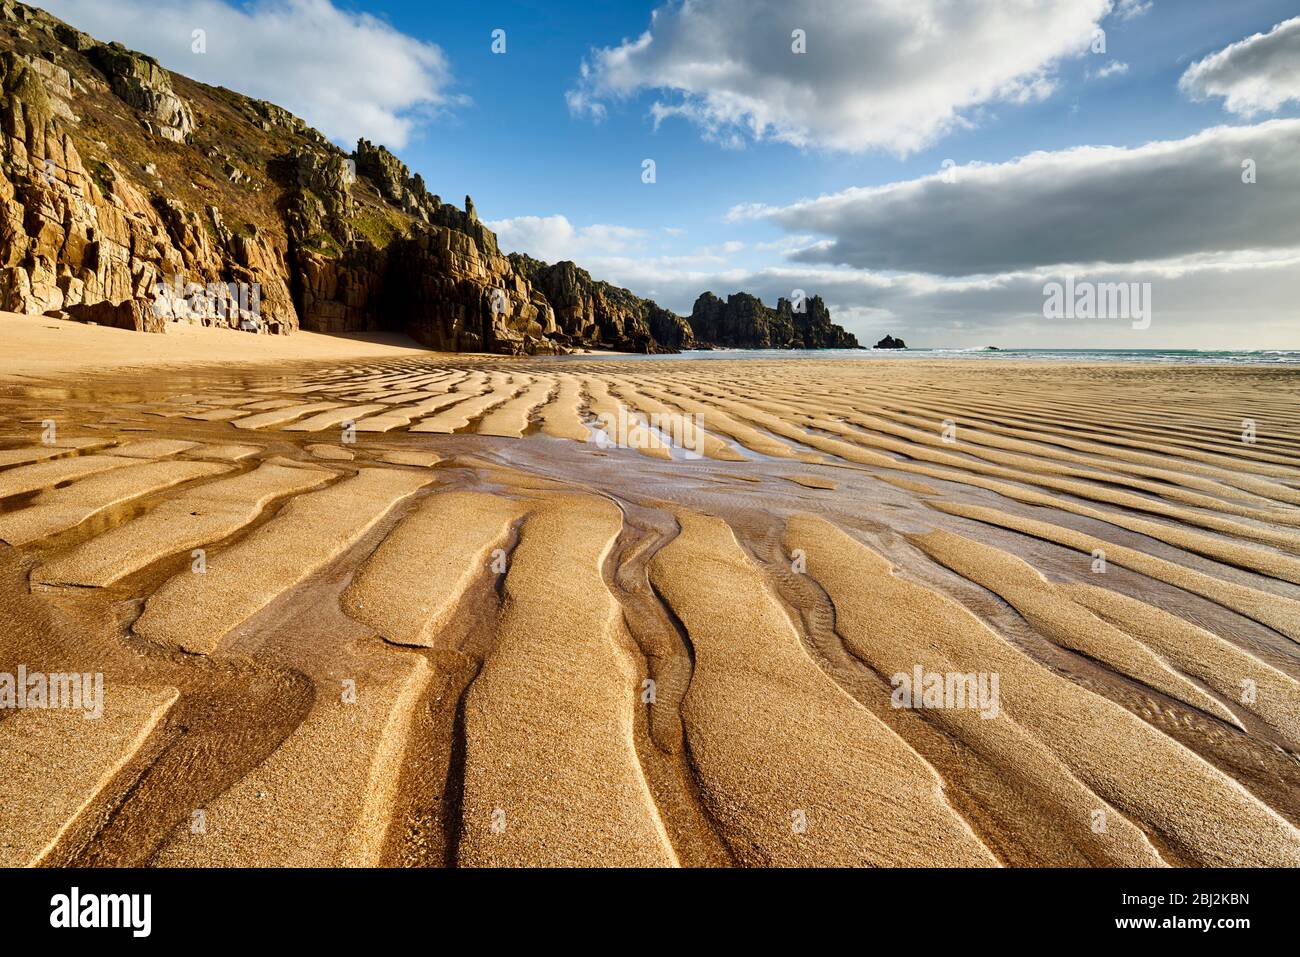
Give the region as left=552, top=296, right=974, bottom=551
left=648, top=304, right=694, bottom=351
left=688, top=291, right=860, bottom=349
left=874, top=335, right=907, bottom=350
left=780, top=293, right=860, bottom=349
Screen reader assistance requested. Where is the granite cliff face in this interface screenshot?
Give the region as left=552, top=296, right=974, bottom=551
left=688, top=292, right=860, bottom=350
left=0, top=1, right=561, bottom=353
left=0, top=1, right=855, bottom=355
left=0, top=9, right=296, bottom=333
left=509, top=254, right=693, bottom=353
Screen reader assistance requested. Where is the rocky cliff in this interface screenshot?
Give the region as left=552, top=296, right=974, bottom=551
left=0, top=9, right=297, bottom=334
left=0, top=1, right=562, bottom=353
left=0, top=1, right=854, bottom=355
left=508, top=253, right=693, bottom=353
left=688, top=292, right=860, bottom=349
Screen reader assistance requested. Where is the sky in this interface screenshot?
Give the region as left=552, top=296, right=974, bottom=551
left=40, top=0, right=1300, bottom=348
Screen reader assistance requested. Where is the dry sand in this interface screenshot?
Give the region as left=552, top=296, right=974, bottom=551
left=2, top=316, right=1300, bottom=867
left=0, top=310, right=430, bottom=375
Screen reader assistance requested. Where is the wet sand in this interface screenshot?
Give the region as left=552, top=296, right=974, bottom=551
left=1, top=322, right=1299, bottom=867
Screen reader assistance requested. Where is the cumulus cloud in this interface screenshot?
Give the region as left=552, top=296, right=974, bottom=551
left=1088, top=59, right=1129, bottom=80
left=490, top=215, right=758, bottom=281
left=583, top=252, right=1300, bottom=350
left=568, top=0, right=1123, bottom=154
left=1180, top=16, right=1300, bottom=117
left=42, top=0, right=462, bottom=149
left=730, top=119, right=1300, bottom=274
left=1113, top=0, right=1153, bottom=20
left=485, top=215, right=649, bottom=262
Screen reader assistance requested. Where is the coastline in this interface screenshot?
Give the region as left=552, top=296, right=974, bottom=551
left=5, top=313, right=1298, bottom=381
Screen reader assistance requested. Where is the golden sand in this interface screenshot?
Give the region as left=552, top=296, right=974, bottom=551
left=459, top=496, right=678, bottom=866
left=134, top=468, right=432, bottom=654
left=0, top=310, right=429, bottom=374
left=0, top=685, right=179, bottom=866
left=2, top=318, right=1299, bottom=867
left=342, top=491, right=525, bottom=648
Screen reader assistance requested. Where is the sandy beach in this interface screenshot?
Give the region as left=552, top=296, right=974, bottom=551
left=0, top=312, right=435, bottom=377
left=2, top=318, right=1299, bottom=867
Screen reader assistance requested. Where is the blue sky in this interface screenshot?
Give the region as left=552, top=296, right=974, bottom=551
left=42, top=0, right=1300, bottom=347
left=373, top=0, right=1293, bottom=243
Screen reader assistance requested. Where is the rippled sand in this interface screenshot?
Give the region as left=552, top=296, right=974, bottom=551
left=1, top=334, right=1299, bottom=867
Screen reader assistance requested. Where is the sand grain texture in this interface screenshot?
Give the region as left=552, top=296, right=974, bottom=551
left=649, top=511, right=998, bottom=866
left=133, top=468, right=432, bottom=654
left=0, top=686, right=179, bottom=867
left=3, top=338, right=1299, bottom=868
left=342, top=491, right=526, bottom=647
left=458, top=496, right=678, bottom=867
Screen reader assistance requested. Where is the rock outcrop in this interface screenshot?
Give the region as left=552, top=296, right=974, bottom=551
left=874, top=335, right=907, bottom=349
left=0, top=1, right=558, bottom=351
left=784, top=294, right=860, bottom=349
left=0, top=5, right=295, bottom=332
left=509, top=254, right=691, bottom=353
left=0, top=1, right=859, bottom=356
left=647, top=304, right=694, bottom=351
left=688, top=292, right=860, bottom=349
left=88, top=42, right=194, bottom=143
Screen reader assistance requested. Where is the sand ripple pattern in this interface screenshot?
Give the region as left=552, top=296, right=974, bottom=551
left=2, top=358, right=1299, bottom=866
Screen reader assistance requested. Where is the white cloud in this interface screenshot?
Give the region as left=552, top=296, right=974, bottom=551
left=486, top=215, right=648, bottom=262
left=568, top=0, right=1123, bottom=154
left=753, top=234, right=816, bottom=254
left=582, top=252, right=1300, bottom=350
left=1113, top=0, right=1152, bottom=21
left=1180, top=17, right=1300, bottom=117
left=1088, top=59, right=1129, bottom=80
left=42, top=0, right=462, bottom=149
left=730, top=119, right=1300, bottom=274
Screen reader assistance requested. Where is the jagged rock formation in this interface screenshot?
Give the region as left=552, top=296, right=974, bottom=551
left=785, top=294, right=861, bottom=349
left=509, top=254, right=691, bottom=353
left=648, top=303, right=694, bottom=351
left=0, top=1, right=857, bottom=355
left=0, top=4, right=293, bottom=332
left=385, top=207, right=559, bottom=355
left=0, top=1, right=561, bottom=353
left=688, top=292, right=860, bottom=350
left=0, top=26, right=294, bottom=332
left=88, top=42, right=194, bottom=143
left=874, top=335, right=907, bottom=349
